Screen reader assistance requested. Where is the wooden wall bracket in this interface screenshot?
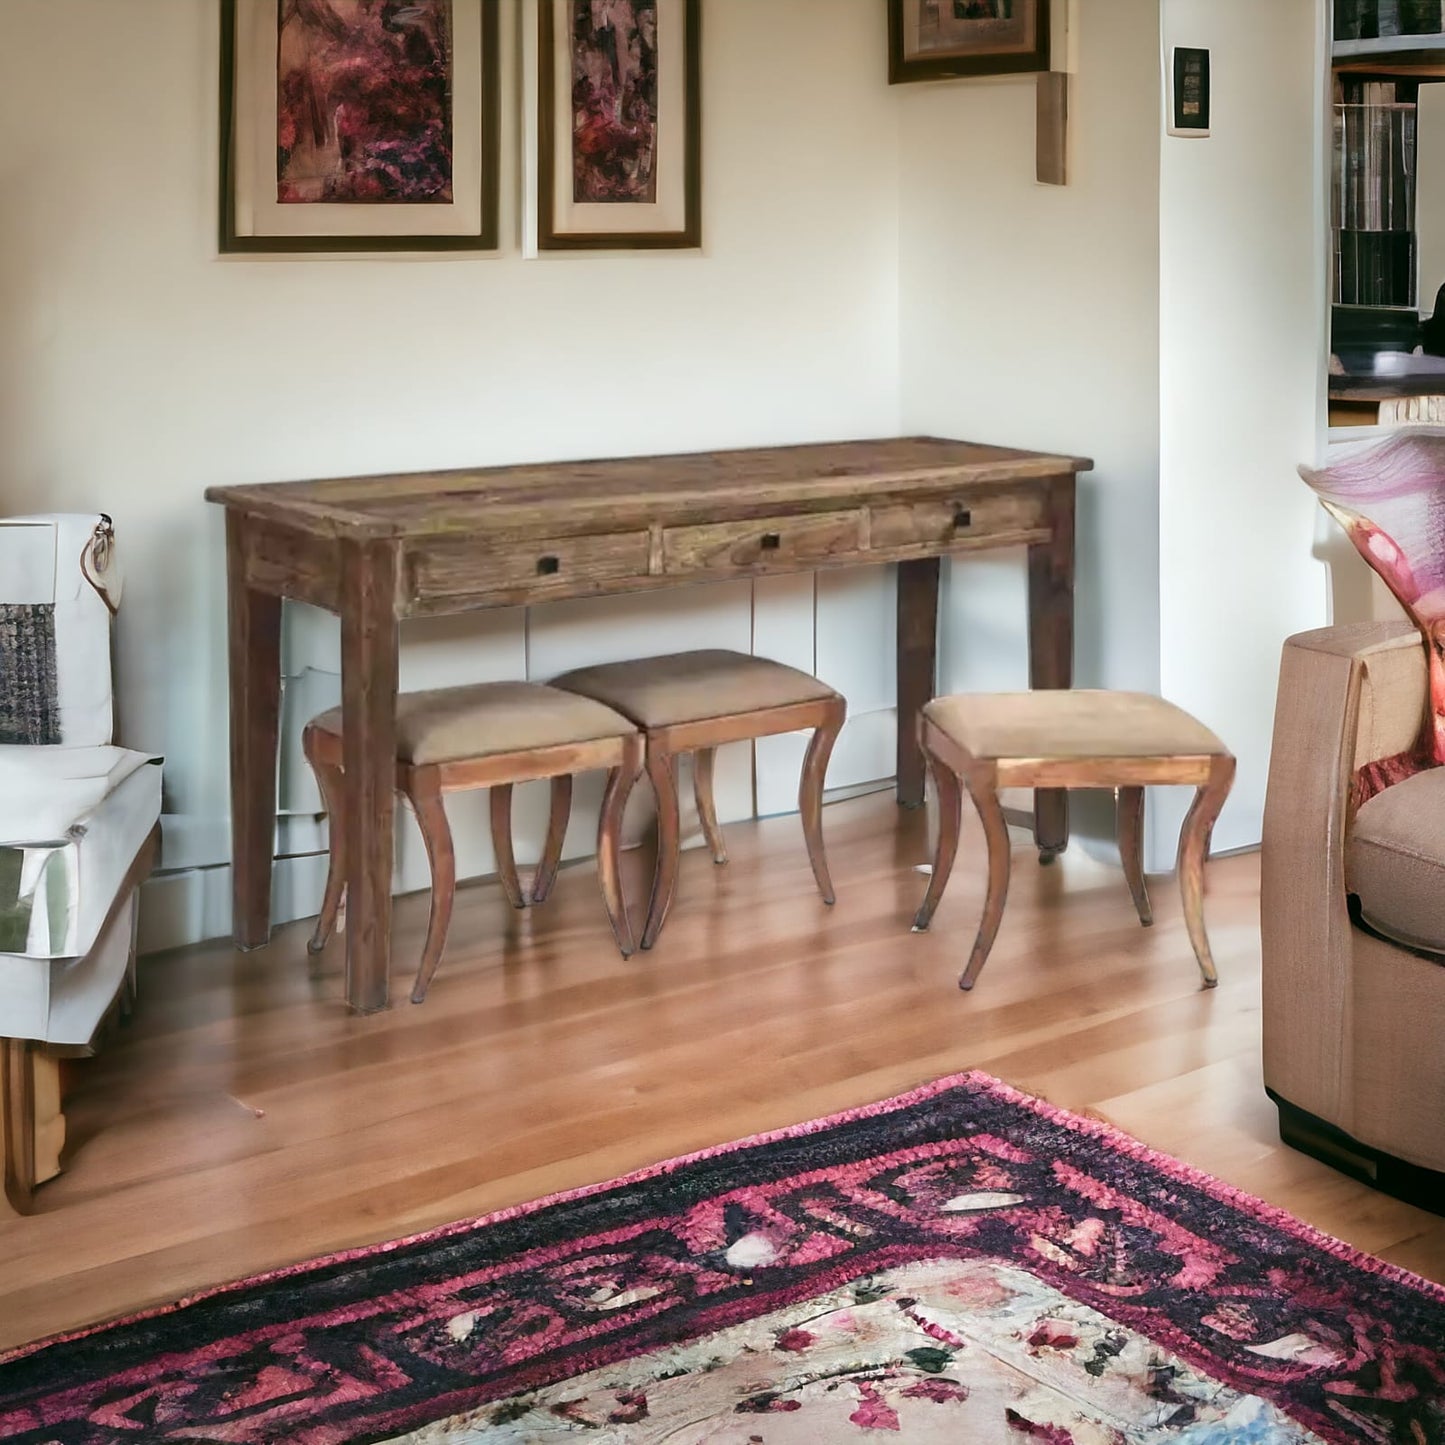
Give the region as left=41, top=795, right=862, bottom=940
left=1037, top=71, right=1069, bottom=186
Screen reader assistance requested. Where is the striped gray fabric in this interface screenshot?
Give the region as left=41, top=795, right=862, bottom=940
left=0, top=603, right=61, bottom=745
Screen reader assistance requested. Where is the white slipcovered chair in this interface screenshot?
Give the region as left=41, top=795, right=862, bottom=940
left=0, top=514, right=160, bottom=1215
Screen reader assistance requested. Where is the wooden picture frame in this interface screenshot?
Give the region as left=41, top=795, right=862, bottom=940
left=888, top=0, right=1050, bottom=84
left=220, top=0, right=500, bottom=254
left=537, top=0, right=701, bottom=251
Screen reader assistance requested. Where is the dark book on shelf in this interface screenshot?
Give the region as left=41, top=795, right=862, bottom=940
left=1336, top=0, right=1443, bottom=38
left=1400, top=0, right=1443, bottom=32
left=1338, top=231, right=1415, bottom=307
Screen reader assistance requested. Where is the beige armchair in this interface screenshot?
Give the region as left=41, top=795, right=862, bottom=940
left=1262, top=621, right=1444, bottom=1211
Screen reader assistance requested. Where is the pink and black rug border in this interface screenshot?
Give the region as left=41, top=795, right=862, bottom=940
left=2, top=1071, right=1442, bottom=1444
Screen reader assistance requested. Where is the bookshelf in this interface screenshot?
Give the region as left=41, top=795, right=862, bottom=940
left=1332, top=83, right=1416, bottom=307
left=1334, top=33, right=1445, bottom=72
left=1334, top=0, right=1445, bottom=53
left=1329, top=2, right=1445, bottom=417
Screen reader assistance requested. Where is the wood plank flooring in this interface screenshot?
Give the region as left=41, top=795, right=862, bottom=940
left=2, top=793, right=1441, bottom=1352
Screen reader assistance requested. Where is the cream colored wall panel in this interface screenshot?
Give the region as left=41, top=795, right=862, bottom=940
left=829, top=709, right=897, bottom=794
left=753, top=573, right=816, bottom=674
left=939, top=551, right=1031, bottom=696
left=527, top=582, right=753, bottom=679
left=753, top=572, right=818, bottom=815
left=756, top=731, right=808, bottom=820
left=399, top=610, right=528, bottom=691
left=815, top=566, right=896, bottom=715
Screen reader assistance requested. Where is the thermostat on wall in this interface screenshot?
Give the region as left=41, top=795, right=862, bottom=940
left=1168, top=47, right=1210, bottom=138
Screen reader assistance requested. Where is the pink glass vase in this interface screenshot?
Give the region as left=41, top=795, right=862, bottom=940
left=1300, top=428, right=1445, bottom=764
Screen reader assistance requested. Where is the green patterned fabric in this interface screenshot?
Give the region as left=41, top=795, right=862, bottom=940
left=0, top=848, right=30, bottom=952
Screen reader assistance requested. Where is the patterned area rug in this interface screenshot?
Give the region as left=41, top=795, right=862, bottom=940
left=2, top=1072, right=1442, bottom=1444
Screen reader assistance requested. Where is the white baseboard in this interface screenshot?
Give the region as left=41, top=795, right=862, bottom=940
left=137, top=851, right=333, bottom=957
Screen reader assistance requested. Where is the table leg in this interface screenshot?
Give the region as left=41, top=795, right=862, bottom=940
left=339, top=538, right=400, bottom=1014
left=897, top=557, right=941, bottom=809
left=226, top=511, right=283, bottom=951
left=1028, top=476, right=1076, bottom=859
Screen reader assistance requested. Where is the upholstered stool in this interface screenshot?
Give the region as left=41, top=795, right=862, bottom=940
left=912, top=690, right=1235, bottom=992
left=551, top=650, right=846, bottom=950
left=303, top=682, right=642, bottom=1003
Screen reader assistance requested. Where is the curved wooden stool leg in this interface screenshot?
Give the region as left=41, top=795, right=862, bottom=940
left=912, top=750, right=962, bottom=932
left=1116, top=785, right=1153, bottom=927
left=489, top=783, right=526, bottom=911
left=798, top=701, right=845, bottom=905
left=596, top=760, right=638, bottom=957
left=531, top=775, right=573, bottom=905
left=692, top=748, right=728, bottom=865
left=641, top=748, right=681, bottom=951
left=304, top=730, right=347, bottom=960
left=409, top=773, right=456, bottom=1004
left=2, top=1038, right=36, bottom=1218
left=959, top=764, right=1013, bottom=992
left=1176, top=755, right=1235, bottom=990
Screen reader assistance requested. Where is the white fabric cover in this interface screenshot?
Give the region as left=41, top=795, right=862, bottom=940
left=0, top=892, right=138, bottom=1047
left=0, top=748, right=161, bottom=958
left=0, top=515, right=155, bottom=1048
left=0, top=514, right=120, bottom=747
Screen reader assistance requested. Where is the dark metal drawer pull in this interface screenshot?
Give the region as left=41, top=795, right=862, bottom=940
left=760, top=532, right=782, bottom=550
left=953, top=508, right=972, bottom=529
left=536, top=555, right=561, bottom=575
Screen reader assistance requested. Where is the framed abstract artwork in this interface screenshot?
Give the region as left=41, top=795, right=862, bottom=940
left=220, top=0, right=500, bottom=254
left=536, top=0, right=701, bottom=251
left=888, top=0, right=1050, bottom=84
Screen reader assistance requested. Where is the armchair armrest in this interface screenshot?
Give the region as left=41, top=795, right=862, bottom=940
left=1261, top=622, right=1426, bottom=1124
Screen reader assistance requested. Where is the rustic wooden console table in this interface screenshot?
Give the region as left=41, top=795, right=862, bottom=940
left=208, top=437, right=1089, bottom=1012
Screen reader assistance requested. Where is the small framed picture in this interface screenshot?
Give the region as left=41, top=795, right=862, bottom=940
left=888, top=0, right=1050, bottom=85
left=1168, top=47, right=1210, bottom=138
left=537, top=0, right=702, bottom=251
left=220, top=0, right=501, bottom=254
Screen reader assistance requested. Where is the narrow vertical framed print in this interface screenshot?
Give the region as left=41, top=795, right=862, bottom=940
left=1167, top=47, right=1210, bottom=138
left=220, top=0, right=500, bottom=254
left=537, top=0, right=701, bottom=251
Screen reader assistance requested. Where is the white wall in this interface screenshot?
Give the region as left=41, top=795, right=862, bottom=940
left=1157, top=0, right=1330, bottom=856
left=898, top=0, right=1164, bottom=853
left=899, top=0, right=1332, bottom=870
left=0, top=0, right=1337, bottom=948
left=0, top=0, right=903, bottom=949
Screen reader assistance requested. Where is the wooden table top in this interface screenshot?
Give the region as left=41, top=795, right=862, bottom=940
left=206, top=437, right=1093, bottom=540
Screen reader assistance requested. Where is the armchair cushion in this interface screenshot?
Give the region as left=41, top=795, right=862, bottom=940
left=1347, top=766, right=1445, bottom=956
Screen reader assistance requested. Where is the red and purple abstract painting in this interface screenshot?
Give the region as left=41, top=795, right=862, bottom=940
left=570, top=0, right=658, bottom=204
left=276, top=0, right=454, bottom=205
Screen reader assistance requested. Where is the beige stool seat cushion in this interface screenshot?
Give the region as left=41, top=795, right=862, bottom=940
left=1347, top=767, right=1445, bottom=957
left=551, top=650, right=837, bottom=728
left=310, top=681, right=636, bottom=766
left=923, top=690, right=1228, bottom=762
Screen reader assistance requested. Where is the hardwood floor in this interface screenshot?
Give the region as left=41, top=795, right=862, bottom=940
left=3, top=792, right=1441, bottom=1352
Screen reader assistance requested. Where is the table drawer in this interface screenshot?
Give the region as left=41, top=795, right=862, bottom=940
left=662, top=510, right=864, bottom=575
left=409, top=530, right=651, bottom=601
left=869, top=493, right=1048, bottom=551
